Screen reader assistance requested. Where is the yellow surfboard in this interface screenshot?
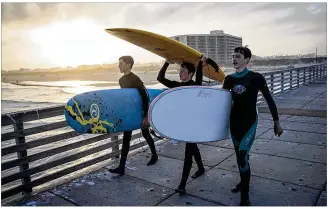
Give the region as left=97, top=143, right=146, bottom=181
left=105, top=28, right=226, bottom=82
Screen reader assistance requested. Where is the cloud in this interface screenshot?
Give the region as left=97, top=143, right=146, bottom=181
left=2, top=3, right=126, bottom=28
left=121, top=3, right=182, bottom=26
left=250, top=2, right=327, bottom=35
left=2, top=3, right=59, bottom=26
left=3, top=2, right=326, bottom=35
left=2, top=3, right=30, bottom=23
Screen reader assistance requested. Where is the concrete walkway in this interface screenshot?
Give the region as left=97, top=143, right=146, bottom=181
left=12, top=79, right=327, bottom=206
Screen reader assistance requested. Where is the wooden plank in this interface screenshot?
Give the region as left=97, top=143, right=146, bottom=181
left=273, top=78, right=299, bottom=88
left=266, top=79, right=283, bottom=86
left=278, top=77, right=298, bottom=84
left=1, top=133, right=112, bottom=171
left=1, top=131, right=81, bottom=156
left=1, top=105, right=65, bottom=126
left=131, top=132, right=142, bottom=140
left=281, top=77, right=300, bottom=84
left=272, top=83, right=283, bottom=88
left=288, top=72, right=301, bottom=77
left=1, top=138, right=123, bottom=185
left=266, top=72, right=279, bottom=79
left=1, top=121, right=68, bottom=141
left=14, top=120, right=32, bottom=194
left=267, top=75, right=283, bottom=80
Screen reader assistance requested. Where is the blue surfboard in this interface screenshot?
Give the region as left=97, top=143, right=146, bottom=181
left=64, top=88, right=165, bottom=134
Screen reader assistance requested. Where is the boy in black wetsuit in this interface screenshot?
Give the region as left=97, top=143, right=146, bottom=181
left=222, top=47, right=284, bottom=206
left=157, top=55, right=219, bottom=194
left=109, top=56, right=158, bottom=175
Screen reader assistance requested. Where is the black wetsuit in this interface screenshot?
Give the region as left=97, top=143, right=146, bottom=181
left=157, top=61, right=204, bottom=189
left=117, top=72, right=157, bottom=170
left=223, top=68, right=279, bottom=195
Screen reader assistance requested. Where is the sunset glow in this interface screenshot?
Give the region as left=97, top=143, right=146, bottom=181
left=29, top=18, right=119, bottom=67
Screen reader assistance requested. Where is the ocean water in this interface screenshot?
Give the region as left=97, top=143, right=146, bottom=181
left=1, top=72, right=175, bottom=114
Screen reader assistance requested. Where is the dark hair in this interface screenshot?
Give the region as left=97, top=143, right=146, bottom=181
left=181, top=62, right=196, bottom=75
left=234, top=46, right=252, bottom=60
left=119, top=56, right=134, bottom=68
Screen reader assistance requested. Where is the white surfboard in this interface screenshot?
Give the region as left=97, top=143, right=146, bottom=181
left=148, top=86, right=232, bottom=143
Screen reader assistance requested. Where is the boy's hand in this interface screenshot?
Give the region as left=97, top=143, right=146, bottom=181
left=274, top=120, right=283, bottom=137
left=142, top=117, right=150, bottom=128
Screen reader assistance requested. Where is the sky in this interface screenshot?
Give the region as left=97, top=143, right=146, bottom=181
left=2, top=2, right=327, bottom=71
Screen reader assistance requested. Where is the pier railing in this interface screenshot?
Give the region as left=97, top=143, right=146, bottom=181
left=258, top=63, right=326, bottom=102
left=1, top=63, right=326, bottom=203
left=1, top=107, right=162, bottom=203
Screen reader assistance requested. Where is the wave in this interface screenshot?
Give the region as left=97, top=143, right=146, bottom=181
left=3, top=86, right=66, bottom=96
left=3, top=81, right=119, bottom=88
left=2, top=82, right=31, bottom=89
left=3, top=81, right=58, bottom=88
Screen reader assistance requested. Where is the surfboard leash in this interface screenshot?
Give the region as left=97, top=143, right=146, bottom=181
left=149, top=128, right=164, bottom=139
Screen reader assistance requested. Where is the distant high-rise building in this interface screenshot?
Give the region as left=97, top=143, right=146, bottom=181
left=171, top=30, right=242, bottom=64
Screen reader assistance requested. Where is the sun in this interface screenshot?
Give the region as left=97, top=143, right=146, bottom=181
left=28, top=18, right=163, bottom=68
left=28, top=18, right=119, bottom=67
